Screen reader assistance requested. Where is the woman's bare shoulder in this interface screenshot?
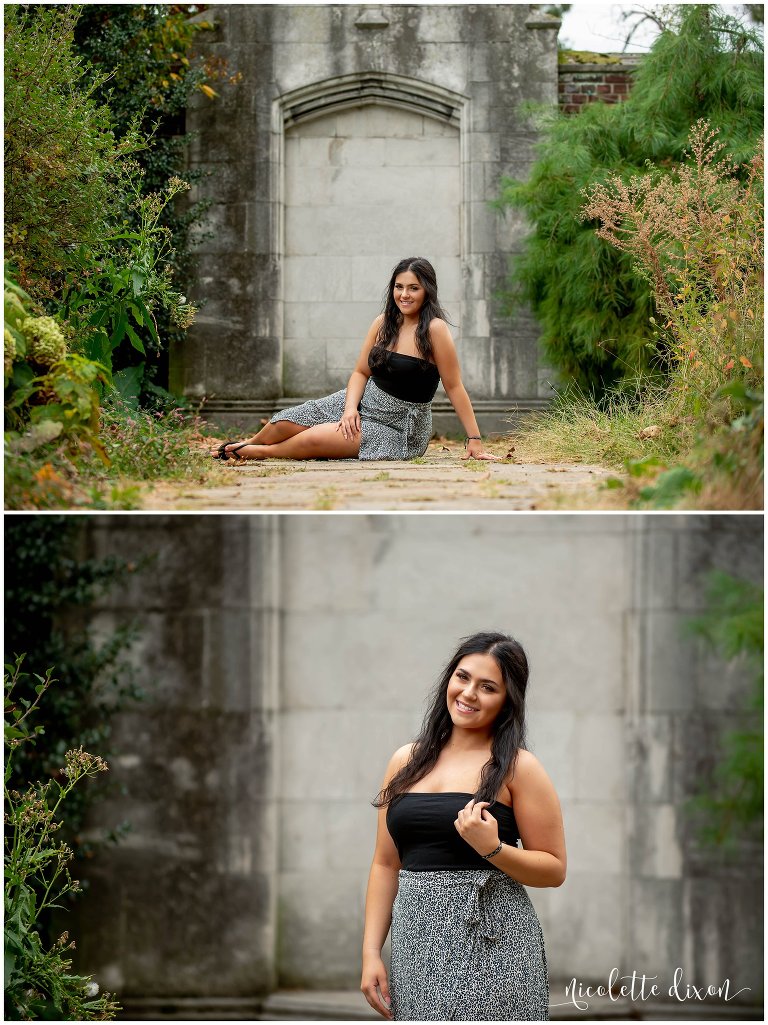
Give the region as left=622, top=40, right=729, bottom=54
left=428, top=317, right=453, bottom=345
left=390, top=742, right=415, bottom=768
left=507, top=748, right=553, bottom=791
left=428, top=316, right=450, bottom=333
left=381, top=742, right=413, bottom=779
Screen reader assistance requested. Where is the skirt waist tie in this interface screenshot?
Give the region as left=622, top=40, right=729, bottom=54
left=448, top=868, right=504, bottom=945
left=403, top=406, right=419, bottom=460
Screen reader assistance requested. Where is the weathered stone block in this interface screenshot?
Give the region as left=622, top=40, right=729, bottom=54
left=627, top=877, right=684, bottom=979
left=280, top=799, right=375, bottom=872
left=563, top=801, right=624, bottom=876
left=575, top=713, right=626, bottom=802
left=633, top=803, right=683, bottom=879
left=277, top=870, right=367, bottom=987
left=542, top=873, right=625, bottom=980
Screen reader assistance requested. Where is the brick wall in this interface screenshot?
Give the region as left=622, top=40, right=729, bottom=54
left=558, top=52, right=643, bottom=114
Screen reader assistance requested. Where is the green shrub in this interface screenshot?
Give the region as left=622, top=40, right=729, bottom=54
left=3, top=4, right=145, bottom=301
left=497, top=4, right=763, bottom=391
left=4, top=4, right=205, bottom=419
left=71, top=4, right=238, bottom=393
left=59, top=176, right=197, bottom=393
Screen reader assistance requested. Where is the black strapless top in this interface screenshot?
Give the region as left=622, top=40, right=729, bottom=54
left=386, top=792, right=520, bottom=871
left=368, top=349, right=440, bottom=404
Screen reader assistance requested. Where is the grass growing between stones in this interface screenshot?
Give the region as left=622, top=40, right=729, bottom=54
left=312, top=486, right=338, bottom=510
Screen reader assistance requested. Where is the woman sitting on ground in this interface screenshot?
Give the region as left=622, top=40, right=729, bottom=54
left=212, top=256, right=500, bottom=463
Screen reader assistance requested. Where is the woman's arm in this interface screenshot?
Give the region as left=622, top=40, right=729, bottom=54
left=429, top=319, right=500, bottom=461
left=360, top=745, right=411, bottom=1020
left=454, top=750, right=567, bottom=887
left=338, top=315, right=382, bottom=442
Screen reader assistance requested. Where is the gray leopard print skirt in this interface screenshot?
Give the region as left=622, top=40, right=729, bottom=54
left=269, top=378, right=432, bottom=461
left=390, top=869, right=549, bottom=1021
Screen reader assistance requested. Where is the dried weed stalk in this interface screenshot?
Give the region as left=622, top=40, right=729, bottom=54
left=581, top=120, right=763, bottom=402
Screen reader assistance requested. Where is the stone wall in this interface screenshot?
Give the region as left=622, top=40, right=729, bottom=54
left=172, top=4, right=562, bottom=435
left=74, top=517, right=283, bottom=1000
left=72, top=515, right=762, bottom=1013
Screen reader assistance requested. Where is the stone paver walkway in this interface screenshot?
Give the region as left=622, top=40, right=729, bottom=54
left=142, top=438, right=613, bottom=511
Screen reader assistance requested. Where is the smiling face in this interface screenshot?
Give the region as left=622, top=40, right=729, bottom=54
left=393, top=270, right=426, bottom=318
left=446, top=652, right=507, bottom=734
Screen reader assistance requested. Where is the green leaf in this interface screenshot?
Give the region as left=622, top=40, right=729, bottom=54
left=134, top=300, right=158, bottom=342
left=131, top=269, right=146, bottom=296
left=113, top=363, right=145, bottom=407
left=83, top=330, right=112, bottom=368
left=640, top=466, right=703, bottom=507
left=110, top=310, right=128, bottom=347
left=125, top=324, right=146, bottom=355
left=128, top=301, right=144, bottom=327
left=625, top=455, right=666, bottom=478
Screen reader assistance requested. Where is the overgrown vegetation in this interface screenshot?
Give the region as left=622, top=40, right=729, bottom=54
left=685, top=572, right=763, bottom=849
left=71, top=3, right=240, bottom=396
left=4, top=4, right=226, bottom=509
left=498, top=4, right=763, bottom=390
left=5, top=658, right=119, bottom=1021
left=502, top=3, right=762, bottom=508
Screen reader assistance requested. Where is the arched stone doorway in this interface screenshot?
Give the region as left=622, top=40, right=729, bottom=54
left=281, top=74, right=464, bottom=397
left=175, top=4, right=560, bottom=433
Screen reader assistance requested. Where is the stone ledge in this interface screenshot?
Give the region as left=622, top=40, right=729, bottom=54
left=200, top=397, right=550, bottom=437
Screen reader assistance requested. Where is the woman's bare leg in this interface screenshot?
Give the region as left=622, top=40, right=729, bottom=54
left=248, top=420, right=308, bottom=445
left=211, top=420, right=308, bottom=456
left=230, top=421, right=361, bottom=461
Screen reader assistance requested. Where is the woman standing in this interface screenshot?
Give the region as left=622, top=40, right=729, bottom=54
left=361, top=632, right=565, bottom=1022
left=212, top=257, right=500, bottom=463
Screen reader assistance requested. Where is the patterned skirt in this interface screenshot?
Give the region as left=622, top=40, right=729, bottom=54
left=269, top=378, right=432, bottom=461
left=390, top=869, right=549, bottom=1021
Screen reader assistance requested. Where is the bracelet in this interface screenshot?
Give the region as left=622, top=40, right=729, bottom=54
left=464, top=435, right=482, bottom=448
left=481, top=842, right=503, bottom=860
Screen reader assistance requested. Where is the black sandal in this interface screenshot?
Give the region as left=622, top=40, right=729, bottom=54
left=227, top=443, right=249, bottom=461
left=212, top=440, right=248, bottom=461
left=212, top=440, right=235, bottom=460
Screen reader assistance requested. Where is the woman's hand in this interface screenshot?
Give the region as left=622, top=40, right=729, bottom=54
left=337, top=409, right=361, bottom=442
left=461, top=438, right=501, bottom=462
left=454, top=799, right=500, bottom=855
left=361, top=954, right=394, bottom=1020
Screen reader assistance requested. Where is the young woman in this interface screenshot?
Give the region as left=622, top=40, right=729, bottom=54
left=361, top=632, right=565, bottom=1022
left=211, top=257, right=500, bottom=462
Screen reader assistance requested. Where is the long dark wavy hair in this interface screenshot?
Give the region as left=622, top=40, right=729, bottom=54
left=369, top=256, right=451, bottom=369
left=373, top=632, right=529, bottom=808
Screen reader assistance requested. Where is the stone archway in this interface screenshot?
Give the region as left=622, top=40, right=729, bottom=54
left=177, top=4, right=560, bottom=433
left=278, top=73, right=466, bottom=397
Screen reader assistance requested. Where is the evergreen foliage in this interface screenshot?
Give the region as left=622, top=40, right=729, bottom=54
left=497, top=4, right=764, bottom=391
